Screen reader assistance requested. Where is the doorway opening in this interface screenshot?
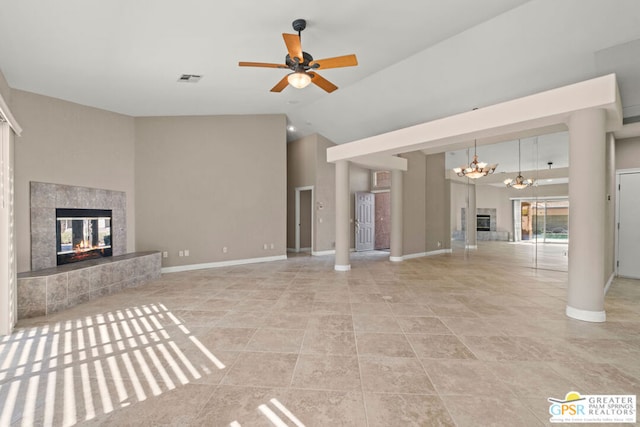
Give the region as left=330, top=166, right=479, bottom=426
left=295, top=186, right=313, bottom=253
left=616, top=170, right=640, bottom=279
left=374, top=192, right=391, bottom=250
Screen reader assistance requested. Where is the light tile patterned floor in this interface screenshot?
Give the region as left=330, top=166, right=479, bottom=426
left=3, top=245, right=640, bottom=426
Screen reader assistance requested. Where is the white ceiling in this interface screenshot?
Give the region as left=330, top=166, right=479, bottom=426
left=1, top=0, right=640, bottom=158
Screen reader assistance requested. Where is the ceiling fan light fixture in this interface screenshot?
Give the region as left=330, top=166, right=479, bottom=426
left=287, top=71, right=311, bottom=89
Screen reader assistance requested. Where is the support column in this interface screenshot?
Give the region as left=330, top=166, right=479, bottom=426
left=334, top=160, right=351, bottom=271
left=567, top=108, right=606, bottom=322
left=390, top=169, right=403, bottom=262
left=466, top=183, right=477, bottom=249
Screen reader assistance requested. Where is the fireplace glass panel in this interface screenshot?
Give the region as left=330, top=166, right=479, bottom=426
left=476, top=215, right=491, bottom=231
left=56, top=208, right=112, bottom=265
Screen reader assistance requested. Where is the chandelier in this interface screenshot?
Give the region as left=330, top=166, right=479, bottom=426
left=504, top=139, right=534, bottom=189
left=452, top=140, right=498, bottom=179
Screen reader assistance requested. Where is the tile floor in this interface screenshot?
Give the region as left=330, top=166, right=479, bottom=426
left=2, top=245, right=640, bottom=426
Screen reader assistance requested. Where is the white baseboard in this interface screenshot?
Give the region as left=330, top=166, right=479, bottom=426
left=465, top=245, right=478, bottom=250
left=566, top=305, right=606, bottom=323
left=334, top=264, right=351, bottom=271
left=390, top=249, right=453, bottom=262
left=604, top=272, right=615, bottom=295
left=312, top=250, right=335, bottom=256
left=604, top=271, right=616, bottom=295
left=287, top=247, right=312, bottom=253
left=403, top=249, right=453, bottom=260
left=161, top=255, right=287, bottom=274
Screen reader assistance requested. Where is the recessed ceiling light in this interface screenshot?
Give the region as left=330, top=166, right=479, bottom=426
left=287, top=125, right=295, bottom=132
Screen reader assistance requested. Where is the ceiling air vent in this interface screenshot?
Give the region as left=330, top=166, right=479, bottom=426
left=177, top=74, right=202, bottom=83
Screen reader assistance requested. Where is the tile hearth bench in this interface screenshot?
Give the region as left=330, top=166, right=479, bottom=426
left=17, top=251, right=161, bottom=319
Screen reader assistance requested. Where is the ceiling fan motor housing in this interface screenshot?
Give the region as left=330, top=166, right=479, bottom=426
left=286, top=52, right=314, bottom=70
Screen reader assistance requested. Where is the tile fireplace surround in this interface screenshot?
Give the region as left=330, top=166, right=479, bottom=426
left=29, top=182, right=127, bottom=270
left=19, top=182, right=161, bottom=319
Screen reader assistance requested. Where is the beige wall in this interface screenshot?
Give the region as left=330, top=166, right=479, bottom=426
left=12, top=90, right=136, bottom=272
left=616, top=137, right=640, bottom=170
left=476, top=185, right=512, bottom=234
left=400, top=151, right=427, bottom=255
left=425, top=153, right=450, bottom=251
left=287, top=133, right=375, bottom=253
left=134, top=115, right=286, bottom=267
left=313, top=135, right=336, bottom=252
left=450, top=181, right=468, bottom=233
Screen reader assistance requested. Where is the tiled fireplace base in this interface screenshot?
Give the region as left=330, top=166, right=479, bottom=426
left=17, top=252, right=161, bottom=319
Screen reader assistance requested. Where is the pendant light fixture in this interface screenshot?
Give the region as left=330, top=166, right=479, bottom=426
left=452, top=140, right=498, bottom=179
left=504, top=139, right=534, bottom=189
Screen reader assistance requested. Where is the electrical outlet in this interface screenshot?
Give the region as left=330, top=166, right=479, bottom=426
left=222, top=247, right=228, bottom=253
left=270, top=243, right=274, bottom=249
left=162, top=251, right=168, bottom=258
left=184, top=249, right=189, bottom=256
left=263, top=243, right=268, bottom=250
left=179, top=251, right=184, bottom=257
left=437, top=241, right=442, bottom=248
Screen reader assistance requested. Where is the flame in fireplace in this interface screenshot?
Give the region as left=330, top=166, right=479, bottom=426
left=75, top=240, right=97, bottom=252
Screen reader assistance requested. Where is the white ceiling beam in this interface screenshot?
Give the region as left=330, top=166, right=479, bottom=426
left=327, top=74, right=622, bottom=163
left=347, top=154, right=408, bottom=171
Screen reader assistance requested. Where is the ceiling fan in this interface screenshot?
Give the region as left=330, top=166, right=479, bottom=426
left=239, top=19, right=358, bottom=93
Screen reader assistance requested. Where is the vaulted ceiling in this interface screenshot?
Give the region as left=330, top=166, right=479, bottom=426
left=1, top=0, right=640, bottom=152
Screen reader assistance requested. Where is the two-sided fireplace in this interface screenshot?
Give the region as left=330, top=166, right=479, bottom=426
left=56, top=208, right=113, bottom=265
left=476, top=214, right=491, bottom=231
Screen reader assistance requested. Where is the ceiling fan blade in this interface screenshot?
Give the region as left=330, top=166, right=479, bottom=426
left=310, top=54, right=358, bottom=69
left=309, top=72, right=338, bottom=93
left=282, top=33, right=303, bottom=62
left=239, top=61, right=288, bottom=69
left=270, top=75, right=290, bottom=92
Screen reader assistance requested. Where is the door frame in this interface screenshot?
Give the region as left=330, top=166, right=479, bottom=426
left=295, top=186, right=314, bottom=253
left=615, top=168, right=640, bottom=278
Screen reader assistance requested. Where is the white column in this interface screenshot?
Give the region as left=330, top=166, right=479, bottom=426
left=390, top=169, right=403, bottom=261
left=334, top=160, right=351, bottom=271
left=466, top=183, right=477, bottom=249
left=566, top=108, right=606, bottom=322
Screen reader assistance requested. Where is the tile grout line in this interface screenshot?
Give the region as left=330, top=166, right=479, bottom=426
left=386, top=297, right=459, bottom=426
left=350, top=286, right=372, bottom=427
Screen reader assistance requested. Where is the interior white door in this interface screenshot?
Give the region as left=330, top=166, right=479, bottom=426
left=355, top=192, right=375, bottom=251
left=618, top=172, right=640, bottom=278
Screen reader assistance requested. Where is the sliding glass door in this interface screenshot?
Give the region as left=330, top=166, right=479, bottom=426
left=513, top=197, right=569, bottom=271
